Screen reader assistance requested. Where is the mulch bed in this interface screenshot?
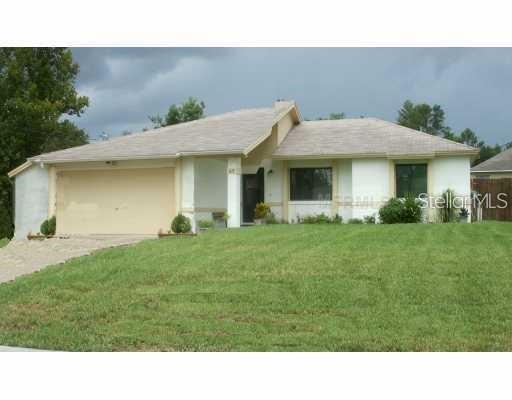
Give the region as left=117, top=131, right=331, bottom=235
left=158, top=232, right=197, bottom=238
left=26, top=234, right=70, bottom=240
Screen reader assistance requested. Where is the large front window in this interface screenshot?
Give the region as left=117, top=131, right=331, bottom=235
left=290, top=167, right=332, bottom=201
left=395, top=164, right=427, bottom=198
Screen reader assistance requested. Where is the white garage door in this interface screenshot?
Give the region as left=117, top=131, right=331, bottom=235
left=56, top=168, right=175, bottom=235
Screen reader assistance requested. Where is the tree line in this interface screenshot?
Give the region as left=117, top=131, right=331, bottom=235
left=396, top=100, right=509, bottom=166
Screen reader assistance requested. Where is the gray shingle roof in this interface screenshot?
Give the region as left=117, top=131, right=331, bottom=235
left=273, top=118, right=478, bottom=158
left=31, top=101, right=296, bottom=163
left=471, top=147, right=512, bottom=172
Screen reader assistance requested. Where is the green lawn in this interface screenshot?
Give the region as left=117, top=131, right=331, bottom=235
left=0, top=222, right=511, bottom=351
left=0, top=238, right=8, bottom=248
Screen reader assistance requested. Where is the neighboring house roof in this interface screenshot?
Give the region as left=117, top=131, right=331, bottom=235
left=273, top=118, right=479, bottom=158
left=471, top=147, right=512, bottom=172
left=28, top=101, right=298, bottom=164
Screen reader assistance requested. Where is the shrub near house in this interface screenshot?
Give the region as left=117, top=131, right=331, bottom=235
left=171, top=214, right=192, bottom=234
left=379, top=196, right=422, bottom=224
left=40, top=216, right=56, bottom=236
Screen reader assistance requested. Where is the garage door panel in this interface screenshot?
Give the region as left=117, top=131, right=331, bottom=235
left=57, top=168, right=174, bottom=235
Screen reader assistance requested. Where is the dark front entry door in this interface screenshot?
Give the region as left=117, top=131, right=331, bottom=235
left=242, top=168, right=264, bottom=223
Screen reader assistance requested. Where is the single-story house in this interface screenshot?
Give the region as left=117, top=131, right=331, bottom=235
left=471, top=147, right=512, bottom=179
left=8, top=100, right=479, bottom=238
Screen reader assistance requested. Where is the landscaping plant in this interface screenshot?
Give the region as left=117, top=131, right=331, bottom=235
left=379, top=195, right=422, bottom=224
left=379, top=198, right=404, bottom=224
left=254, top=202, right=271, bottom=220
left=459, top=208, right=469, bottom=222
left=198, top=220, right=214, bottom=229
left=171, top=213, right=192, bottom=233
left=438, top=189, right=458, bottom=223
left=265, top=212, right=279, bottom=224
left=40, top=216, right=56, bottom=236
left=401, top=195, right=423, bottom=223
left=363, top=215, right=376, bottom=224
left=299, top=213, right=342, bottom=224
left=348, top=218, right=363, bottom=224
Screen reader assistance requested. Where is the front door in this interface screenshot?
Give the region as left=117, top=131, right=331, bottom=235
left=242, top=168, right=264, bottom=223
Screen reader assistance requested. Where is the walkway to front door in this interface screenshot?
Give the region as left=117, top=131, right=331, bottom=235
left=242, top=168, right=264, bottom=223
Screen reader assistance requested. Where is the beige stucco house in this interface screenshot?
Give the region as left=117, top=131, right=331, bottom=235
left=471, top=147, right=512, bottom=179
left=8, top=100, right=478, bottom=238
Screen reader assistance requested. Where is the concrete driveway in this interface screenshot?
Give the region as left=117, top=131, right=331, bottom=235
left=0, top=235, right=153, bottom=284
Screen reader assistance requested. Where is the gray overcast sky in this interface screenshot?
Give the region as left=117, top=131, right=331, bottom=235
left=71, top=48, right=512, bottom=144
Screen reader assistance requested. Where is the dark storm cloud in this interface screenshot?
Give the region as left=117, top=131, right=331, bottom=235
left=70, top=48, right=512, bottom=144
left=72, top=47, right=232, bottom=89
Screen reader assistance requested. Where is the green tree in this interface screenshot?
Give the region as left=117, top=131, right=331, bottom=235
left=476, top=143, right=502, bottom=166
left=315, top=112, right=346, bottom=121
left=328, top=112, right=345, bottom=120
left=397, top=100, right=445, bottom=135
left=149, top=97, right=205, bottom=128
left=398, top=101, right=504, bottom=167
left=442, top=127, right=502, bottom=166
left=0, top=48, right=88, bottom=238
left=458, top=128, right=481, bottom=148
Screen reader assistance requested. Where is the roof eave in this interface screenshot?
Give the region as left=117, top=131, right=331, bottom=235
left=28, top=150, right=249, bottom=165
left=7, top=161, right=33, bottom=178
left=272, top=149, right=479, bottom=160
left=471, top=169, right=512, bottom=173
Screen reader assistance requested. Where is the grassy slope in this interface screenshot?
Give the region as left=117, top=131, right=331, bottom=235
left=0, top=223, right=511, bottom=351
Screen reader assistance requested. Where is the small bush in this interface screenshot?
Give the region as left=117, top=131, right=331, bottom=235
left=379, top=196, right=422, bottom=224
left=348, top=218, right=363, bottom=224
left=459, top=208, right=469, bottom=220
left=401, top=195, right=423, bottom=223
left=299, top=213, right=341, bottom=224
left=379, top=198, right=404, bottom=224
left=254, top=202, right=271, bottom=220
left=40, top=216, right=56, bottom=236
left=363, top=215, right=376, bottom=224
left=332, top=214, right=343, bottom=224
left=171, top=213, right=192, bottom=233
left=265, top=212, right=279, bottom=224
left=198, top=220, right=214, bottom=229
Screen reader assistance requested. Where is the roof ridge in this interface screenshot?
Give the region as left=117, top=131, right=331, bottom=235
left=303, top=118, right=375, bottom=123
left=32, top=105, right=279, bottom=160
left=108, top=105, right=276, bottom=138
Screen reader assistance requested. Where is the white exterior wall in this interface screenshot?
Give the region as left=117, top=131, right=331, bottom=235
left=338, top=159, right=353, bottom=221
left=14, top=164, right=49, bottom=239
left=181, top=157, right=196, bottom=232
left=430, top=156, right=471, bottom=197
left=227, top=157, right=242, bottom=227
left=429, top=156, right=472, bottom=220
left=265, top=159, right=284, bottom=220
left=351, top=158, right=390, bottom=220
